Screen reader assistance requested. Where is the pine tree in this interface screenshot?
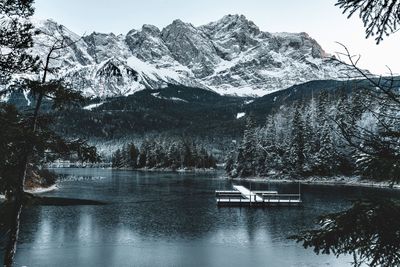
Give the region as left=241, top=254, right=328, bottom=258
left=138, top=141, right=148, bottom=168
left=350, top=90, right=365, bottom=122
left=182, top=140, right=193, bottom=168
left=335, top=89, right=351, bottom=132
left=263, top=119, right=281, bottom=174
left=312, top=90, right=328, bottom=151
left=315, top=122, right=337, bottom=176
left=255, top=131, right=268, bottom=176
left=317, top=90, right=329, bottom=124
left=236, top=116, right=257, bottom=177
left=0, top=0, right=39, bottom=85
left=128, top=143, right=138, bottom=168
left=167, top=142, right=179, bottom=170
left=120, top=144, right=129, bottom=168
left=302, top=106, right=317, bottom=174
left=334, top=91, right=355, bottom=175
left=112, top=149, right=123, bottom=168
left=225, top=150, right=237, bottom=176
left=146, top=140, right=156, bottom=168
left=290, top=105, right=305, bottom=175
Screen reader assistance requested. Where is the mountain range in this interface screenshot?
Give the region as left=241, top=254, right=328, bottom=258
left=30, top=14, right=347, bottom=98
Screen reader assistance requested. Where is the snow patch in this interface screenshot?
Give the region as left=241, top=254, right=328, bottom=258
left=1, top=184, right=59, bottom=200
left=23, top=89, right=31, bottom=106
left=210, top=84, right=277, bottom=97
left=83, top=102, right=104, bottom=110
left=127, top=56, right=183, bottom=83
left=236, top=112, right=245, bottom=119
left=168, top=97, right=188, bottom=102
left=25, top=184, right=58, bottom=194
left=151, top=92, right=188, bottom=102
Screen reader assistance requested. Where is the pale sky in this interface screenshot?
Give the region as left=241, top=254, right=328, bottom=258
left=33, top=0, right=400, bottom=75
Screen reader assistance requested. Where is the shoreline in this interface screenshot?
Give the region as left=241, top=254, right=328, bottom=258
left=136, top=167, right=219, bottom=173
left=25, top=184, right=59, bottom=194
left=110, top=167, right=220, bottom=173
left=0, top=184, right=59, bottom=201
left=227, top=175, right=400, bottom=190
left=50, top=167, right=220, bottom=173
left=43, top=168, right=400, bottom=191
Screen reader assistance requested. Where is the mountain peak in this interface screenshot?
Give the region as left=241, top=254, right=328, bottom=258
left=141, top=24, right=161, bottom=35
left=162, top=19, right=198, bottom=37
left=161, top=18, right=218, bottom=78
left=220, top=14, right=252, bottom=24
left=201, top=14, right=261, bottom=39
left=169, top=19, right=191, bottom=28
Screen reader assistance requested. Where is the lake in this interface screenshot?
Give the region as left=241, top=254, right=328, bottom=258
left=1, top=168, right=399, bottom=267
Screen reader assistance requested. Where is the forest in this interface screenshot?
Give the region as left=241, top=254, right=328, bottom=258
left=227, top=86, right=400, bottom=183
left=111, top=137, right=217, bottom=170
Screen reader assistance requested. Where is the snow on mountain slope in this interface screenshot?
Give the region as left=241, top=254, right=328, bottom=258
left=28, top=15, right=351, bottom=98
left=83, top=32, right=132, bottom=63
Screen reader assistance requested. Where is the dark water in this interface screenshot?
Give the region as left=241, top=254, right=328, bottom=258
left=1, top=169, right=399, bottom=267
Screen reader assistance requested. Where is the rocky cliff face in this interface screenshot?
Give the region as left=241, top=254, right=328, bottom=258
left=29, top=15, right=345, bottom=97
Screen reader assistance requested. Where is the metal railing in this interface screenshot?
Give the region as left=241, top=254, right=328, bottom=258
left=216, top=193, right=301, bottom=204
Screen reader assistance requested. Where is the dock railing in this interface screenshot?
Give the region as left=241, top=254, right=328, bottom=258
left=216, top=192, right=301, bottom=205
left=215, top=184, right=302, bottom=206
left=260, top=193, right=301, bottom=203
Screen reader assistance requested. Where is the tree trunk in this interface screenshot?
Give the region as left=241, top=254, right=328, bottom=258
left=3, top=158, right=29, bottom=266
left=3, top=198, right=23, bottom=267
left=3, top=41, right=53, bottom=267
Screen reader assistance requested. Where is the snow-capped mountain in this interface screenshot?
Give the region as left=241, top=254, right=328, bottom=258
left=30, top=15, right=345, bottom=97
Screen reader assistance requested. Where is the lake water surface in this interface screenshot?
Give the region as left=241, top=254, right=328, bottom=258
left=1, top=168, right=399, bottom=267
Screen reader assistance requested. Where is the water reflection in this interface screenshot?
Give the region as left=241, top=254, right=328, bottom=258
left=1, top=169, right=398, bottom=266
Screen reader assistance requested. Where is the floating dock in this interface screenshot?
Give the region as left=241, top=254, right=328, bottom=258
left=216, top=185, right=301, bottom=207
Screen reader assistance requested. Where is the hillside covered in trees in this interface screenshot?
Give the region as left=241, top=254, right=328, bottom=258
left=226, top=86, right=400, bottom=182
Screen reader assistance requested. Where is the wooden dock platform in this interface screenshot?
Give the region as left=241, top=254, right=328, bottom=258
left=216, top=185, right=301, bottom=207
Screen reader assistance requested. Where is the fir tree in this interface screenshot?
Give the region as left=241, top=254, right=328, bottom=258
left=236, top=116, right=257, bottom=177
left=302, top=109, right=317, bottom=174
left=315, top=122, right=337, bottom=176
left=290, top=105, right=305, bottom=175
left=128, top=143, right=139, bottom=168
left=0, top=0, right=39, bottom=85
left=350, top=90, right=365, bottom=123
left=225, top=150, right=237, bottom=176
left=112, top=149, right=123, bottom=168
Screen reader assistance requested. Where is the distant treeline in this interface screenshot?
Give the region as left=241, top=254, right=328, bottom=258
left=112, top=137, right=217, bottom=170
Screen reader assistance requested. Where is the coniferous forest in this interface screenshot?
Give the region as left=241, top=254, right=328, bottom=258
left=227, top=88, right=400, bottom=182
left=111, top=138, right=217, bottom=170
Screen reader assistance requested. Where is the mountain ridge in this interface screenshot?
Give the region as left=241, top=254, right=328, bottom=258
left=27, top=15, right=349, bottom=98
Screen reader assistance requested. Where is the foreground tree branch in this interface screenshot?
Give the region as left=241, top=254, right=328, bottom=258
left=336, top=0, right=400, bottom=44
left=291, top=199, right=400, bottom=267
